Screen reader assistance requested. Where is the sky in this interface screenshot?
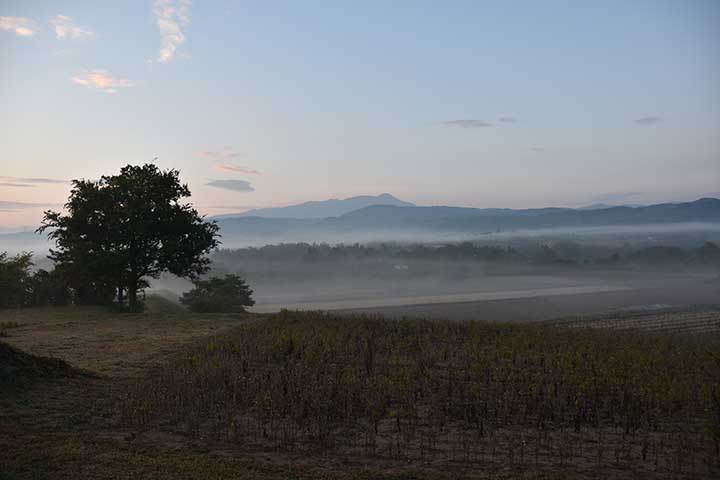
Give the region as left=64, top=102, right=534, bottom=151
left=1, top=0, right=719, bottom=228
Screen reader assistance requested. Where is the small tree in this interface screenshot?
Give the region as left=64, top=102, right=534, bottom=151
left=27, top=268, right=71, bottom=307
left=180, top=274, right=255, bottom=313
left=0, top=252, right=33, bottom=308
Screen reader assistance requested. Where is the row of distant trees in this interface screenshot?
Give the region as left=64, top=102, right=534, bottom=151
left=213, top=240, right=720, bottom=267
left=1, top=164, right=254, bottom=312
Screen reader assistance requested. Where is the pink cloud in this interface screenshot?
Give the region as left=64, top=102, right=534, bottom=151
left=50, top=14, right=94, bottom=39
left=72, top=70, right=140, bottom=94
left=0, top=16, right=39, bottom=37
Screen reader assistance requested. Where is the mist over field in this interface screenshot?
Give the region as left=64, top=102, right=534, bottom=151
left=147, top=214, right=720, bottom=319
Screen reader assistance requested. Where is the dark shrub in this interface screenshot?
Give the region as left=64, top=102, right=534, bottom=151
left=180, top=274, right=255, bottom=313
left=0, top=252, right=33, bottom=308
left=28, top=268, right=71, bottom=307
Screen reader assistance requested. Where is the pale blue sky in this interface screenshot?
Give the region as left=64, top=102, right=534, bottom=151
left=1, top=0, right=719, bottom=226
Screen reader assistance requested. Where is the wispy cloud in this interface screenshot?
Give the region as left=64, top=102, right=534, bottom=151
left=634, top=116, right=663, bottom=126
left=0, top=16, right=39, bottom=37
left=154, top=0, right=191, bottom=63
left=0, top=182, right=32, bottom=188
left=497, top=116, right=518, bottom=123
left=441, top=119, right=493, bottom=128
left=207, top=180, right=255, bottom=192
left=50, top=14, right=94, bottom=39
left=214, top=164, right=262, bottom=176
left=0, top=176, right=69, bottom=184
left=0, top=200, right=60, bottom=209
left=72, top=70, right=140, bottom=94
left=198, top=147, right=245, bottom=160
left=530, top=147, right=545, bottom=153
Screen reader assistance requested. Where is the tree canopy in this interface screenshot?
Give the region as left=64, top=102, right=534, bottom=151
left=39, top=164, right=220, bottom=310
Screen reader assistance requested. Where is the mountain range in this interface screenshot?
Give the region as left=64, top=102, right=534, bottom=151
left=213, top=197, right=720, bottom=246
left=2, top=196, right=719, bottom=253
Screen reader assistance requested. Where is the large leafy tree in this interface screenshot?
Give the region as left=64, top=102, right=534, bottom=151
left=39, top=164, right=220, bottom=310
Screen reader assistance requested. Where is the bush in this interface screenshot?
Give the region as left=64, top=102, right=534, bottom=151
left=0, top=252, right=33, bottom=308
left=27, top=268, right=71, bottom=307
left=180, top=274, right=255, bottom=313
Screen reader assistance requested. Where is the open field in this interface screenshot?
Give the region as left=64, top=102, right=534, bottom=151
left=2, top=303, right=720, bottom=479
left=338, top=281, right=720, bottom=322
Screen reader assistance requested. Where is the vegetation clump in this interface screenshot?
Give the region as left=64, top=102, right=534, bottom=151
left=0, top=252, right=71, bottom=308
left=180, top=274, right=255, bottom=313
left=0, top=252, right=34, bottom=308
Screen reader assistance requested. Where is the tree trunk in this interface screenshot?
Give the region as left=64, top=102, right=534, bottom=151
left=117, top=286, right=124, bottom=306
left=128, top=279, right=138, bottom=311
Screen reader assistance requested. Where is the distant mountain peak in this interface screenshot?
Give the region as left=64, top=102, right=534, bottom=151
left=212, top=193, right=414, bottom=219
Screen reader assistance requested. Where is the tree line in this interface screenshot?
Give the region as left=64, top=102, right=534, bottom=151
left=212, top=240, right=720, bottom=267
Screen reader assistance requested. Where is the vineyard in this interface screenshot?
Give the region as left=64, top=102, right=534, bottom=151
left=548, top=307, right=720, bottom=335
left=122, top=311, right=720, bottom=478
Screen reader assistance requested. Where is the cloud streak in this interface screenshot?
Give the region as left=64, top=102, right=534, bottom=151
left=0, top=16, right=39, bottom=37
left=0, top=182, right=32, bottom=188
left=206, top=180, right=255, bottom=192
left=441, top=119, right=493, bottom=128
left=198, top=147, right=245, bottom=160
left=0, top=200, right=60, bottom=209
left=72, top=70, right=140, bottom=94
left=497, top=116, right=518, bottom=123
left=214, top=164, right=262, bottom=176
left=0, top=176, right=69, bottom=184
left=50, top=14, right=94, bottom=39
left=634, top=116, right=663, bottom=125
left=154, top=0, right=191, bottom=63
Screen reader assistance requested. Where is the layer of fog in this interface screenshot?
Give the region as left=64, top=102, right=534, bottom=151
left=149, top=225, right=720, bottom=316
left=4, top=221, right=720, bottom=256
left=214, top=222, right=720, bottom=250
